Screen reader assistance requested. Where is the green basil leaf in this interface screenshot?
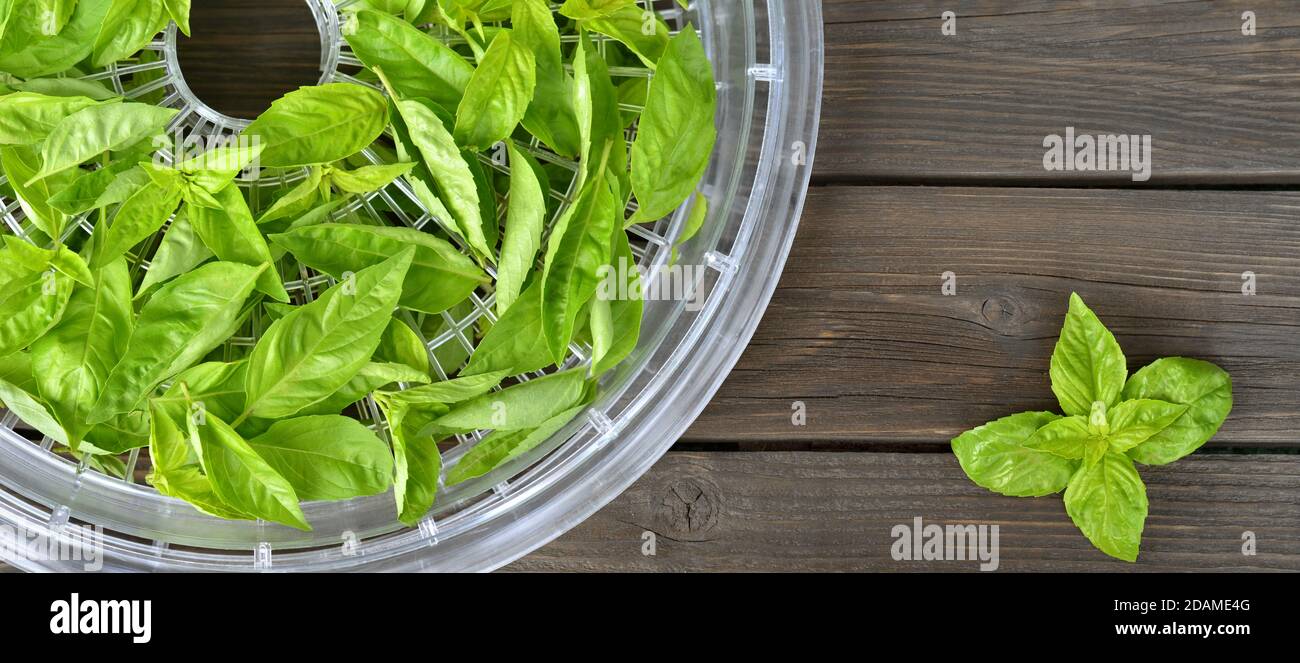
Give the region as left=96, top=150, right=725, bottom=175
left=0, top=0, right=109, bottom=79
left=0, top=350, right=35, bottom=392
left=328, top=162, right=415, bottom=194
left=149, top=405, right=251, bottom=521
left=33, top=102, right=178, bottom=181
left=1121, top=357, right=1233, bottom=465
left=0, top=91, right=102, bottom=145
left=495, top=141, right=545, bottom=316
left=191, top=412, right=310, bottom=531
left=188, top=184, right=289, bottom=302
left=585, top=6, right=670, bottom=69
left=447, top=403, right=585, bottom=485
left=30, top=258, right=133, bottom=448
left=46, top=156, right=140, bottom=215
left=0, top=376, right=68, bottom=444
left=162, top=0, right=188, bottom=36
left=1063, top=451, right=1147, bottom=562
left=91, top=175, right=182, bottom=269
left=88, top=261, right=265, bottom=424
left=137, top=212, right=212, bottom=297
left=0, top=267, right=73, bottom=358
left=558, top=0, right=634, bottom=20
left=591, top=227, right=642, bottom=376
left=629, top=25, right=716, bottom=222
left=271, top=223, right=487, bottom=315
left=242, top=248, right=414, bottom=421
left=34, top=0, right=78, bottom=36
left=377, top=370, right=508, bottom=409
left=375, top=317, right=430, bottom=374
left=0, top=144, right=74, bottom=238
left=463, top=279, right=552, bottom=376
left=151, top=360, right=248, bottom=433
left=427, top=367, right=587, bottom=436
left=573, top=31, right=628, bottom=196
left=256, top=166, right=322, bottom=224
left=379, top=395, right=443, bottom=527
left=92, top=0, right=167, bottom=67
left=1105, top=398, right=1188, bottom=453
left=541, top=162, right=618, bottom=363
left=389, top=96, right=491, bottom=259
left=1021, top=415, right=1090, bottom=460
left=295, top=361, right=431, bottom=416
left=950, top=411, right=1078, bottom=497
left=512, top=0, right=580, bottom=157
left=247, top=415, right=394, bottom=501
left=343, top=9, right=472, bottom=109
left=453, top=29, right=534, bottom=151
left=1049, top=292, right=1127, bottom=417
left=1, top=236, right=92, bottom=286
left=14, top=77, right=119, bottom=101
left=243, top=83, right=388, bottom=168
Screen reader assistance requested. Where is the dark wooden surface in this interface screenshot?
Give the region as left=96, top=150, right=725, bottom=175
left=6, top=0, right=1299, bottom=572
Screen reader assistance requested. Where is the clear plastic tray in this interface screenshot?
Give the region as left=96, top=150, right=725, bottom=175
left=0, top=0, right=823, bottom=572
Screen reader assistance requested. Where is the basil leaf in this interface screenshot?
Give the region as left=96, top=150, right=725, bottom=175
left=343, top=9, right=472, bottom=109
left=328, top=162, right=415, bottom=194
left=1049, top=292, right=1127, bottom=417
left=243, top=83, right=388, bottom=168
left=1064, top=451, right=1147, bottom=562
left=191, top=412, right=310, bottom=531
left=256, top=166, right=322, bottom=224
left=379, top=395, right=443, bottom=527
left=573, top=31, right=627, bottom=196
left=0, top=0, right=109, bottom=79
left=0, top=91, right=102, bottom=145
left=242, top=248, right=414, bottom=421
left=91, top=175, right=182, bottom=268
left=375, top=317, right=430, bottom=374
left=35, top=0, right=79, bottom=36
left=92, top=0, right=167, bottom=67
left=33, top=102, right=178, bottom=181
left=1122, top=357, right=1233, bottom=465
left=88, top=261, right=265, bottom=424
left=271, top=223, right=486, bottom=314
left=558, top=0, right=634, bottom=20
left=377, top=370, right=508, bottom=409
left=0, top=144, right=74, bottom=239
left=148, top=406, right=250, bottom=520
left=591, top=227, right=642, bottom=376
left=30, top=257, right=133, bottom=448
left=629, top=25, right=717, bottom=222
left=247, top=415, right=395, bottom=501
left=162, top=0, right=188, bottom=36
left=0, top=376, right=68, bottom=444
left=448, top=404, right=585, bottom=485
left=389, top=95, right=492, bottom=259
left=1105, top=398, right=1188, bottom=453
left=512, top=0, right=580, bottom=157
left=14, top=77, right=119, bottom=101
left=495, top=142, right=545, bottom=316
left=541, top=160, right=618, bottom=363
left=295, top=361, right=430, bottom=416
left=951, top=411, right=1078, bottom=497
left=0, top=267, right=73, bottom=358
left=585, top=6, right=671, bottom=69
left=2, top=236, right=92, bottom=286
left=463, top=279, right=552, bottom=376
left=453, top=29, right=534, bottom=151
left=136, top=212, right=213, bottom=297
left=188, top=184, right=289, bottom=302
left=427, top=368, right=587, bottom=436
left=1022, top=415, right=1090, bottom=460
left=0, top=350, right=35, bottom=392
left=153, top=360, right=248, bottom=426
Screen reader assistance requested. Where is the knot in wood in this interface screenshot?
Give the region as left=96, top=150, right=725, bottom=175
left=655, top=478, right=720, bottom=539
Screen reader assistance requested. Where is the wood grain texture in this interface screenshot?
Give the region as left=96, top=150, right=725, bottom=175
left=177, top=1, right=324, bottom=120
left=509, top=452, right=1300, bottom=572
left=819, top=0, right=1300, bottom=184
left=684, top=186, right=1300, bottom=447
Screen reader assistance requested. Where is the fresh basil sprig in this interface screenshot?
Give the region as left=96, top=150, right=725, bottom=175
left=952, top=293, right=1233, bottom=561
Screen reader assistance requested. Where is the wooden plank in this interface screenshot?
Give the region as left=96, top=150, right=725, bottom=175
left=509, top=451, right=1300, bottom=572
left=178, top=1, right=325, bottom=120
left=818, top=0, right=1300, bottom=183
left=684, top=186, right=1300, bottom=447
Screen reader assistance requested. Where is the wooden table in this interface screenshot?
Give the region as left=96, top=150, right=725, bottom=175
left=6, top=0, right=1298, bottom=573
